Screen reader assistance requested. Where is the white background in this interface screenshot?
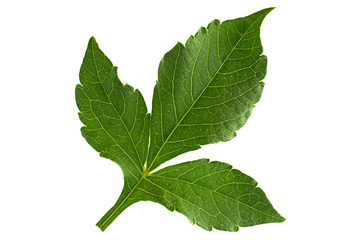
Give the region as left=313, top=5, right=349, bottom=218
left=1, top=0, right=359, bottom=239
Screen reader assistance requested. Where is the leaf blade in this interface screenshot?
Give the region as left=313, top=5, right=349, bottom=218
left=137, top=159, right=285, bottom=231
left=148, top=8, right=273, bottom=171
left=76, top=37, right=150, bottom=184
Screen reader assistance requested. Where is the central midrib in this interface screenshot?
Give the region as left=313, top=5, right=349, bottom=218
left=147, top=17, right=261, bottom=172
left=148, top=174, right=283, bottom=220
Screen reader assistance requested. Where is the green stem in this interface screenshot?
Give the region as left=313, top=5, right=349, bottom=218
left=96, top=177, right=144, bottom=231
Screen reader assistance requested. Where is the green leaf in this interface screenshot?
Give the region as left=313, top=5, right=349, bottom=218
left=137, top=159, right=285, bottom=231
left=147, top=8, right=270, bottom=171
left=76, top=7, right=285, bottom=233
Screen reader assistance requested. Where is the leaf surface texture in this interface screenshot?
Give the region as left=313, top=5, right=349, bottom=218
left=148, top=9, right=269, bottom=171
left=138, top=159, right=284, bottom=231
left=75, top=7, right=284, bottom=232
